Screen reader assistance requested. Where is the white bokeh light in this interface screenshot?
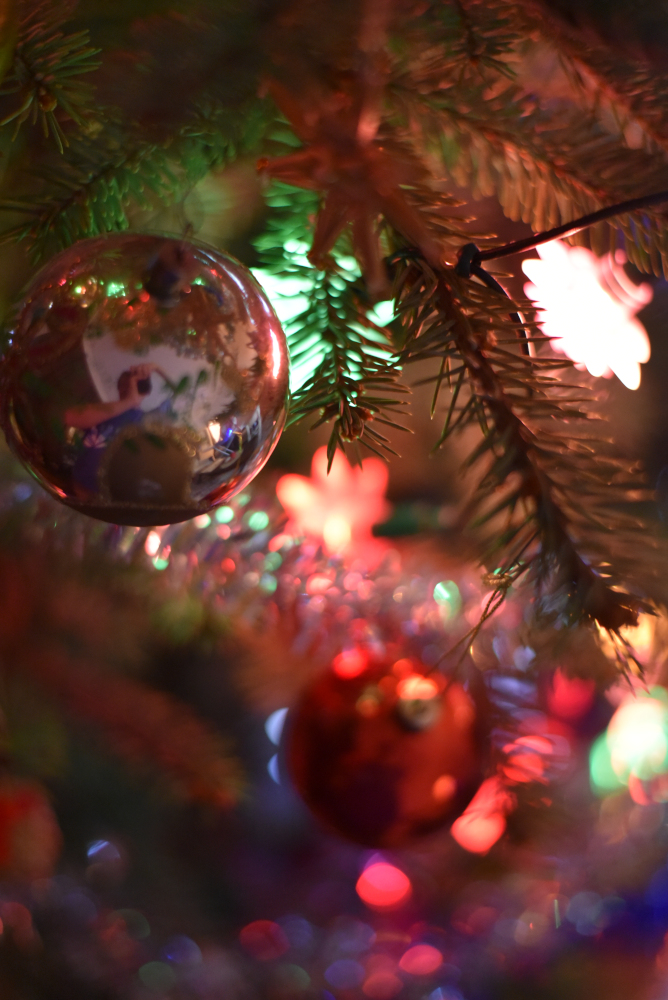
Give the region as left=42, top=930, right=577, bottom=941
left=522, top=240, right=652, bottom=390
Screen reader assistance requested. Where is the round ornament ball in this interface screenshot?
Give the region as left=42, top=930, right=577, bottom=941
left=286, top=654, right=486, bottom=847
left=0, top=234, right=289, bottom=525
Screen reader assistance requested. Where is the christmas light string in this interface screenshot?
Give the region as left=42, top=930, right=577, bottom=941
left=450, top=188, right=668, bottom=356
left=472, top=188, right=668, bottom=265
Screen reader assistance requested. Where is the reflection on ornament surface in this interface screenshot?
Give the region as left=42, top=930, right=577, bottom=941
left=286, top=657, right=485, bottom=847
left=522, top=239, right=652, bottom=389
left=0, top=234, right=289, bottom=525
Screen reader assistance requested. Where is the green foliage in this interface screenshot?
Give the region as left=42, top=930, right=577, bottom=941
left=395, top=0, right=668, bottom=275
left=396, top=252, right=665, bottom=639
left=0, top=99, right=270, bottom=260
left=513, top=0, right=668, bottom=157
left=0, top=0, right=100, bottom=151
left=255, top=181, right=410, bottom=465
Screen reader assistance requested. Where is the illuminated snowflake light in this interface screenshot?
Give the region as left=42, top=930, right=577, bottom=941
left=522, top=240, right=652, bottom=390
left=276, top=446, right=390, bottom=564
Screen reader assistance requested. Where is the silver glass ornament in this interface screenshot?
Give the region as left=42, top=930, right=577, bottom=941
left=0, top=234, right=290, bottom=525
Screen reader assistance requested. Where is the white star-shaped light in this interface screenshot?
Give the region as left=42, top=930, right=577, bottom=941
left=522, top=240, right=652, bottom=390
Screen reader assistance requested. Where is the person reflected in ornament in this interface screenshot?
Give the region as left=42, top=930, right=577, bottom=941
left=64, top=363, right=176, bottom=497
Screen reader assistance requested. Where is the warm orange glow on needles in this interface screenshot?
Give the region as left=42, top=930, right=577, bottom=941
left=356, top=862, right=412, bottom=909
left=523, top=239, right=652, bottom=390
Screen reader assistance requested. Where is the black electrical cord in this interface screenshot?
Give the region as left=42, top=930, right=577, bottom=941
left=454, top=188, right=668, bottom=355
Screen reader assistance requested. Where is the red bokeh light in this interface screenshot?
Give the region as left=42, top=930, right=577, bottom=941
left=238, top=920, right=289, bottom=960
left=356, top=862, right=412, bottom=909
left=450, top=777, right=511, bottom=854
left=333, top=648, right=368, bottom=679
left=399, top=944, right=443, bottom=976
left=548, top=669, right=595, bottom=720
left=363, top=972, right=403, bottom=998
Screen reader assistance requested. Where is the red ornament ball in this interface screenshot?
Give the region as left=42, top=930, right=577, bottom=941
left=286, top=654, right=486, bottom=847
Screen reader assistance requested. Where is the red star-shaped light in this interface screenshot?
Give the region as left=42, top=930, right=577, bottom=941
left=276, top=445, right=390, bottom=566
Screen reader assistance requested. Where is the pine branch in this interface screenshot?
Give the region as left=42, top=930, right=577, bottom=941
left=513, top=0, right=668, bottom=157
left=0, top=100, right=269, bottom=261
left=408, top=0, right=522, bottom=82
left=0, top=0, right=100, bottom=152
left=19, top=642, right=243, bottom=807
left=255, top=181, right=410, bottom=463
left=396, top=252, right=666, bottom=639
left=393, top=2, right=668, bottom=275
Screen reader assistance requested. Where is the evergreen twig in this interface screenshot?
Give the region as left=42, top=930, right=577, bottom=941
left=0, top=0, right=100, bottom=152
left=255, top=181, right=410, bottom=465
left=0, top=102, right=269, bottom=260
left=395, top=252, right=665, bottom=643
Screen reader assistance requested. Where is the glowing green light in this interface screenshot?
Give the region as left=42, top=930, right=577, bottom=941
left=264, top=551, right=282, bottom=571
left=368, top=300, right=395, bottom=326
left=106, top=281, right=126, bottom=297
left=283, top=238, right=311, bottom=255
left=433, top=580, right=462, bottom=618
left=260, top=573, right=277, bottom=593
left=215, top=506, right=234, bottom=523
left=247, top=510, right=270, bottom=532
left=153, top=556, right=169, bottom=570
left=607, top=693, right=668, bottom=781
left=589, top=733, right=624, bottom=796
left=236, top=493, right=251, bottom=507
left=73, top=285, right=86, bottom=295
left=251, top=267, right=323, bottom=392
left=113, top=909, right=150, bottom=939
left=192, top=276, right=206, bottom=285
left=138, top=962, right=176, bottom=991
left=275, top=965, right=311, bottom=990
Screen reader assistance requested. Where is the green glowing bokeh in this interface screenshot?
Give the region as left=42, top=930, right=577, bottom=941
left=260, top=572, right=277, bottom=593
left=589, top=733, right=624, bottom=796
left=433, top=580, right=462, bottom=618
left=215, top=506, right=234, bottom=523
left=247, top=510, right=270, bottom=532
left=138, top=962, right=176, bottom=991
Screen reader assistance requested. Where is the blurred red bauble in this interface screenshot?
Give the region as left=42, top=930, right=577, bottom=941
left=286, top=654, right=486, bottom=847
left=0, top=777, right=62, bottom=881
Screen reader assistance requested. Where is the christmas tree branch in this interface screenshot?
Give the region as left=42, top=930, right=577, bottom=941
left=285, top=272, right=409, bottom=466
left=255, top=181, right=410, bottom=464
left=0, top=101, right=268, bottom=261
left=18, top=642, right=243, bottom=807
left=0, top=0, right=100, bottom=152
left=395, top=7, right=668, bottom=273
left=396, top=252, right=665, bottom=637
left=512, top=0, right=668, bottom=157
